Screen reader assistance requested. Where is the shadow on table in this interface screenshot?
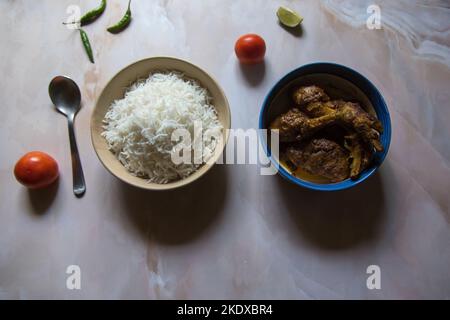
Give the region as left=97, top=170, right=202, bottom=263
left=27, top=178, right=60, bottom=215
left=238, top=60, right=266, bottom=87
left=277, top=172, right=386, bottom=250
left=278, top=22, right=304, bottom=38
left=119, top=165, right=228, bottom=245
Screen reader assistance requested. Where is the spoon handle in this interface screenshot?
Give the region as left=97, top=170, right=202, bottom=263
left=67, top=116, right=86, bottom=197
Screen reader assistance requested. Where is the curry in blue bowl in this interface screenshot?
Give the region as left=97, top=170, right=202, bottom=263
left=259, top=63, right=391, bottom=191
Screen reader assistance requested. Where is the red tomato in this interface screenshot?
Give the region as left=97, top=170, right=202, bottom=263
left=235, top=34, right=266, bottom=64
left=14, top=151, right=59, bottom=189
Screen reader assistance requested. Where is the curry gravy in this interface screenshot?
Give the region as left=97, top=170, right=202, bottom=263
left=278, top=125, right=350, bottom=184
left=280, top=159, right=332, bottom=184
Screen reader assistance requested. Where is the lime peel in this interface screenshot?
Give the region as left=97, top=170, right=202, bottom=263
left=277, top=6, right=303, bottom=28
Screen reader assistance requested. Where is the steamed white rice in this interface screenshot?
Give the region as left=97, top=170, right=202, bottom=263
left=102, top=72, right=223, bottom=184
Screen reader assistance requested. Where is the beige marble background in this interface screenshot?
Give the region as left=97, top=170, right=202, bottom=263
left=0, top=0, right=449, bottom=299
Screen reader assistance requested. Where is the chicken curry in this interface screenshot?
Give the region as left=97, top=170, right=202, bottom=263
left=270, top=85, right=384, bottom=183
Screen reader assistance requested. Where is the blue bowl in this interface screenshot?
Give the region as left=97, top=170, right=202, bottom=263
left=259, top=62, right=391, bottom=191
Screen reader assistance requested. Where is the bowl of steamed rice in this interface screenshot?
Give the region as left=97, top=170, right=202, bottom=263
left=91, top=57, right=231, bottom=190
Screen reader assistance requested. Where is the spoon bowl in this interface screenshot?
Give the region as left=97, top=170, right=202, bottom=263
left=49, top=76, right=82, bottom=117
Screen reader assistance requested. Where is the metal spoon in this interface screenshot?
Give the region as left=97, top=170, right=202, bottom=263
left=49, top=76, right=86, bottom=197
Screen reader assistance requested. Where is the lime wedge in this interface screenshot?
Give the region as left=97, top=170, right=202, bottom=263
left=277, top=6, right=303, bottom=28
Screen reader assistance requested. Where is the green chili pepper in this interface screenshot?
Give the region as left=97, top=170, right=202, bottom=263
left=107, top=0, right=132, bottom=34
left=80, top=0, right=107, bottom=25
left=64, top=0, right=107, bottom=26
left=80, top=29, right=95, bottom=63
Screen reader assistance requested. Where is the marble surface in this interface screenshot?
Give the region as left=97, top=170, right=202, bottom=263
left=1, top=0, right=449, bottom=299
